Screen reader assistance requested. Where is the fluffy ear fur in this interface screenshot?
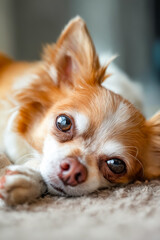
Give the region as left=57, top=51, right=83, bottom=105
left=43, top=16, right=106, bottom=87
left=13, top=17, right=109, bottom=141
left=143, top=112, right=160, bottom=179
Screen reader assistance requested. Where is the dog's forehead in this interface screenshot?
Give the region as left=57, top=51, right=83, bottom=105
left=68, top=89, right=145, bottom=149
left=78, top=101, right=131, bottom=144
left=67, top=88, right=133, bottom=140
left=54, top=86, right=144, bottom=145
left=67, top=86, right=125, bottom=118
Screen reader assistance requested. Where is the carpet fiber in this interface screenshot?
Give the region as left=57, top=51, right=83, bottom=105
left=1, top=180, right=160, bottom=240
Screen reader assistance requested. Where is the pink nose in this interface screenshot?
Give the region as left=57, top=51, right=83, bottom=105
left=58, top=157, right=87, bottom=186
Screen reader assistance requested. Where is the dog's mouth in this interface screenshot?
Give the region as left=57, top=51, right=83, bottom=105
left=50, top=184, right=66, bottom=195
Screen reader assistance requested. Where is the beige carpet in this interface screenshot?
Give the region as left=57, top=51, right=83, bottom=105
left=1, top=180, right=160, bottom=240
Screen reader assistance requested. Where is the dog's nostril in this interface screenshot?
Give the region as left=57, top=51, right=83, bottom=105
left=75, top=172, right=82, bottom=182
left=60, top=162, right=70, bottom=171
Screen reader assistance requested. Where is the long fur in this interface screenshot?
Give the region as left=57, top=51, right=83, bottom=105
left=0, top=16, right=160, bottom=205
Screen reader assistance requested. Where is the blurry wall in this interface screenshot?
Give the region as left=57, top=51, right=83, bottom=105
left=0, top=0, right=15, bottom=57
left=71, top=0, right=154, bottom=77
left=0, top=0, right=154, bottom=78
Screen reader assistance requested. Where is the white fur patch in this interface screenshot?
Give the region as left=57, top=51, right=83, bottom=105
left=72, top=112, right=89, bottom=134
left=42, top=135, right=72, bottom=164
left=96, top=101, right=129, bottom=141
left=101, top=140, right=124, bottom=157
left=4, top=111, right=35, bottom=164
left=13, top=74, right=39, bottom=90
left=100, top=53, right=143, bottom=111
left=48, top=65, right=57, bottom=85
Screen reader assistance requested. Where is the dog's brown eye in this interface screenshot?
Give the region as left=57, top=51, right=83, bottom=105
left=56, top=115, right=72, bottom=132
left=106, top=158, right=126, bottom=174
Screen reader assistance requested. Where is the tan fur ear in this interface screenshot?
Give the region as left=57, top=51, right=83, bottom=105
left=143, top=111, right=160, bottom=179
left=43, top=16, right=104, bottom=87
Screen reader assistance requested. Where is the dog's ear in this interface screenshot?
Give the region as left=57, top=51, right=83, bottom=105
left=43, top=16, right=106, bottom=87
left=142, top=111, right=160, bottom=179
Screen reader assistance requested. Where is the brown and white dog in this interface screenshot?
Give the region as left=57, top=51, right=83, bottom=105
left=0, top=16, right=160, bottom=206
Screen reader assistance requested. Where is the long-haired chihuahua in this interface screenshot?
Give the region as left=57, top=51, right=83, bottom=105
left=0, top=17, right=159, bottom=206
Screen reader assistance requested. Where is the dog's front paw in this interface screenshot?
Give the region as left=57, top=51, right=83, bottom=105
left=0, top=166, right=46, bottom=206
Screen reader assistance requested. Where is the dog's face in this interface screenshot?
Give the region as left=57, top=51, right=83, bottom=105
left=39, top=85, right=146, bottom=196
left=14, top=17, right=160, bottom=196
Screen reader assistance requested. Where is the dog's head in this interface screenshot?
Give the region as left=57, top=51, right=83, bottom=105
left=14, top=17, right=160, bottom=196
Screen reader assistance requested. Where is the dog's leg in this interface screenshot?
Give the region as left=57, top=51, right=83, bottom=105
left=0, top=159, right=47, bottom=206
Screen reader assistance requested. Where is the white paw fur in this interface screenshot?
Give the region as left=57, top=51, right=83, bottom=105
left=0, top=165, right=46, bottom=206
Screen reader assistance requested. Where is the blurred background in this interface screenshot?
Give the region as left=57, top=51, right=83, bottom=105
left=0, top=0, right=160, bottom=117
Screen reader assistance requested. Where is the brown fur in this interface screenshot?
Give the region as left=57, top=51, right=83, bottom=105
left=0, top=17, right=160, bottom=189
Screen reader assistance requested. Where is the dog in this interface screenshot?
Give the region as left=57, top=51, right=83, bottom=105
left=0, top=16, right=159, bottom=206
